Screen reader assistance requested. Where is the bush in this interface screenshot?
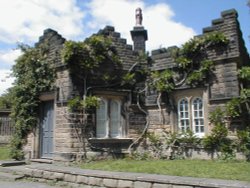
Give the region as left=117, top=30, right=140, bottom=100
left=237, top=128, right=250, bottom=161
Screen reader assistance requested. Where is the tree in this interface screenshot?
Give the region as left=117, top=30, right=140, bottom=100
left=0, top=88, right=14, bottom=109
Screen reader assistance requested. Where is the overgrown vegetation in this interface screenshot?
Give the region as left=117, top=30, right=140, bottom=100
left=0, top=88, right=14, bottom=109
left=10, top=43, right=55, bottom=159
left=203, top=108, right=235, bottom=160
left=0, top=146, right=11, bottom=160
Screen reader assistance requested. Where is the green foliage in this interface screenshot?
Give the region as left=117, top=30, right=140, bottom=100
left=203, top=108, right=235, bottom=160
left=179, top=131, right=201, bottom=146
left=78, top=159, right=250, bottom=182
left=0, top=88, right=14, bottom=109
left=0, top=146, right=11, bottom=160
left=62, top=35, right=121, bottom=86
left=237, top=128, right=250, bottom=161
left=122, top=72, right=136, bottom=85
left=173, top=32, right=227, bottom=85
left=84, top=96, right=100, bottom=109
left=67, top=96, right=82, bottom=112
left=151, top=70, right=174, bottom=92
left=68, top=96, right=100, bottom=112
left=226, top=98, right=241, bottom=118
left=166, top=131, right=200, bottom=147
left=10, top=43, right=55, bottom=159
left=186, top=71, right=203, bottom=84
left=238, top=66, right=250, bottom=80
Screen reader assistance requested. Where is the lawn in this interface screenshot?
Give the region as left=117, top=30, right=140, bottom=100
left=78, top=159, right=250, bottom=182
left=0, top=146, right=11, bottom=160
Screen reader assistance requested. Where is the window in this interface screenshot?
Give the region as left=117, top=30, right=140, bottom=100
left=96, top=98, right=123, bottom=138
left=178, top=97, right=205, bottom=137
left=192, top=97, right=204, bottom=137
left=178, top=98, right=190, bottom=132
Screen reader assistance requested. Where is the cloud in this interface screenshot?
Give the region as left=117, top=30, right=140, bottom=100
left=87, top=0, right=196, bottom=51
left=0, top=49, right=21, bottom=68
left=0, top=70, right=15, bottom=96
left=0, top=0, right=85, bottom=44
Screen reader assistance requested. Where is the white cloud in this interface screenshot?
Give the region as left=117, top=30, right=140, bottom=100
left=0, top=70, right=15, bottom=96
left=0, top=0, right=85, bottom=44
left=87, top=0, right=196, bottom=51
left=0, top=49, right=22, bottom=67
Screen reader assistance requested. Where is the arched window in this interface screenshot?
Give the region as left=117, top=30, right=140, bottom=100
left=178, top=97, right=205, bottom=137
left=178, top=98, right=190, bottom=132
left=192, top=97, right=204, bottom=136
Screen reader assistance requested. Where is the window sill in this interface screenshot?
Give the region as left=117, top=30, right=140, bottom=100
left=88, top=138, right=133, bottom=144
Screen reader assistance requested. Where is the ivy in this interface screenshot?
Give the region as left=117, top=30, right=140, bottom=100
left=68, top=96, right=100, bottom=112
left=203, top=108, right=235, bottom=160
left=239, top=67, right=250, bottom=80
left=150, top=70, right=174, bottom=92
left=10, top=43, right=55, bottom=159
left=172, top=32, right=227, bottom=85
left=62, top=35, right=121, bottom=91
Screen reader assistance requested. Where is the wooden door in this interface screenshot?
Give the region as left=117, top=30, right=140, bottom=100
left=40, top=101, right=54, bottom=158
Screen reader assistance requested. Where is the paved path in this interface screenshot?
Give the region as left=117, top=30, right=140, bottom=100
left=0, top=180, right=59, bottom=188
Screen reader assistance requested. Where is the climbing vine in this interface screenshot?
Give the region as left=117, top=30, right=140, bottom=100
left=11, top=43, right=55, bottom=159
left=147, top=32, right=229, bottom=124
left=173, top=32, right=228, bottom=85
left=62, top=35, right=122, bottom=95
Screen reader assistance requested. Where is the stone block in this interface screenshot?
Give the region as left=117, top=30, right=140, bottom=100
left=76, top=175, right=89, bottom=184
left=88, top=177, right=103, bottom=186
left=134, top=181, right=152, bottom=188
left=152, top=183, right=172, bottom=188
left=103, top=178, right=118, bottom=187
left=43, top=171, right=54, bottom=179
left=117, top=180, right=134, bottom=188
left=64, top=173, right=77, bottom=182
left=52, top=172, right=65, bottom=181
left=32, top=169, right=43, bottom=178
left=172, top=185, right=193, bottom=188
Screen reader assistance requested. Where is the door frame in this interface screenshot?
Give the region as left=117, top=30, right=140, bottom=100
left=38, top=92, right=55, bottom=159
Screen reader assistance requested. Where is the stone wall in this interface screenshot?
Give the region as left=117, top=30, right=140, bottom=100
left=23, top=164, right=250, bottom=188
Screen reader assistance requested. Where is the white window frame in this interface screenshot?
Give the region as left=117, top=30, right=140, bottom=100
left=96, top=98, right=123, bottom=138
left=192, top=97, right=204, bottom=137
left=178, top=98, right=190, bottom=132
left=110, top=99, right=122, bottom=138
left=96, top=98, right=108, bottom=138
left=177, top=97, right=205, bottom=137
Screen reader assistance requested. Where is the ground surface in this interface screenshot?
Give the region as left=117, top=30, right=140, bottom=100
left=0, top=180, right=60, bottom=188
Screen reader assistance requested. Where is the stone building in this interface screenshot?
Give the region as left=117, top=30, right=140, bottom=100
left=24, top=9, right=249, bottom=161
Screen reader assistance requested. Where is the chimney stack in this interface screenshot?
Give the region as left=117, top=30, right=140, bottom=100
left=130, top=8, right=148, bottom=53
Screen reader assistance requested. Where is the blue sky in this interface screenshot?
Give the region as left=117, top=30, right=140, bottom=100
left=0, top=0, right=249, bottom=95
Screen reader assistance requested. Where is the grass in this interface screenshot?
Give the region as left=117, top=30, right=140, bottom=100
left=77, top=159, right=250, bottom=182
left=0, top=146, right=11, bottom=160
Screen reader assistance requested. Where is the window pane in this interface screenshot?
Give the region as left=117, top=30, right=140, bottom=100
left=192, top=97, right=204, bottom=134
left=110, top=100, right=121, bottom=138
left=96, top=100, right=107, bottom=138
left=178, top=98, right=190, bottom=132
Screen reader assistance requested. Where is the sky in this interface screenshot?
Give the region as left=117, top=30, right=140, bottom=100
left=0, top=0, right=249, bottom=95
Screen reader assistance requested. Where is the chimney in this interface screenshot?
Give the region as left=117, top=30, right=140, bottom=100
left=130, top=8, right=148, bottom=53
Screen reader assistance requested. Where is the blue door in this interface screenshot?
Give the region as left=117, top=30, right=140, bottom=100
left=40, top=101, right=54, bottom=158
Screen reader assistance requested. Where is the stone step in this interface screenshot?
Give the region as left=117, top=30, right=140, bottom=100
left=0, top=171, right=24, bottom=181
left=30, top=159, right=53, bottom=164
left=0, top=160, right=26, bottom=167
